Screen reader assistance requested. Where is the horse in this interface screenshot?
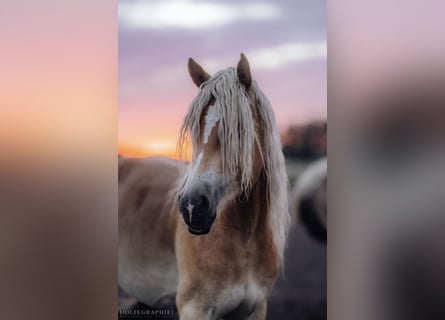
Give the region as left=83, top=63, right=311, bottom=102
left=118, top=54, right=290, bottom=320
left=290, top=157, right=327, bottom=243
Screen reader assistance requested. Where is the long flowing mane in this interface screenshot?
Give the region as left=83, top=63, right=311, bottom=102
left=178, top=67, right=290, bottom=258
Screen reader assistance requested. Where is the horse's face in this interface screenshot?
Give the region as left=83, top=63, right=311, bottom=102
left=178, top=102, right=223, bottom=235
left=178, top=54, right=261, bottom=236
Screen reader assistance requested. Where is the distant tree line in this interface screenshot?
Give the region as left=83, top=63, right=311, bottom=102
left=281, top=121, right=327, bottom=161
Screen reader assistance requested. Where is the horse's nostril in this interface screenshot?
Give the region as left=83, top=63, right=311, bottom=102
left=190, top=195, right=210, bottom=218
left=178, top=194, right=188, bottom=212
left=199, top=195, right=210, bottom=210
left=186, top=194, right=211, bottom=215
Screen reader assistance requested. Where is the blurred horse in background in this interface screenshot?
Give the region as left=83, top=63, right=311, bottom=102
left=118, top=54, right=290, bottom=320
left=291, top=157, right=327, bottom=243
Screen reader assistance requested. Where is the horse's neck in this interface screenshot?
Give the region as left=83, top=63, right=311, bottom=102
left=219, top=172, right=280, bottom=276
left=221, top=172, right=269, bottom=241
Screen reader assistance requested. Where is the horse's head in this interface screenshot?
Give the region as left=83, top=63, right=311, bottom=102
left=178, top=54, right=265, bottom=235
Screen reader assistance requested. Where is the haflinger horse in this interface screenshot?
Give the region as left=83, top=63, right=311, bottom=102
left=118, top=54, right=290, bottom=320
left=290, top=157, right=327, bottom=243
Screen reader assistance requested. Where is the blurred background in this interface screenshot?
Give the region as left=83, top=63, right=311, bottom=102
left=331, top=2, right=445, bottom=320
left=118, top=0, right=327, bottom=319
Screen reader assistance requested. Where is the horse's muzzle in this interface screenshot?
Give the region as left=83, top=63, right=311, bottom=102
left=187, top=211, right=216, bottom=235
left=178, top=193, right=217, bottom=235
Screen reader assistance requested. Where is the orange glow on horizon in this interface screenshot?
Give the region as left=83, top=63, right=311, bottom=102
left=119, top=141, right=193, bottom=160
left=118, top=143, right=177, bottom=159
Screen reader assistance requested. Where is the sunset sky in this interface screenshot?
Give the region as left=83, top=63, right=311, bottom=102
left=119, top=0, right=326, bottom=158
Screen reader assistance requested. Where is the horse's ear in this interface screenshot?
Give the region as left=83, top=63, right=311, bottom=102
left=237, top=53, right=252, bottom=90
left=188, top=58, right=210, bottom=88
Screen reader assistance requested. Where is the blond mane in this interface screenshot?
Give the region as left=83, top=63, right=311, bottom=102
left=178, top=67, right=290, bottom=258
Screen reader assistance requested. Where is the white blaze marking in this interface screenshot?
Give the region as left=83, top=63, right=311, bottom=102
left=187, top=203, right=194, bottom=220
left=203, top=105, right=220, bottom=144
left=194, top=151, right=203, bottom=169
left=183, top=152, right=203, bottom=191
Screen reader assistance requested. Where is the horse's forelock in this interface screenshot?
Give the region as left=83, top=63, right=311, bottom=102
left=179, top=67, right=255, bottom=192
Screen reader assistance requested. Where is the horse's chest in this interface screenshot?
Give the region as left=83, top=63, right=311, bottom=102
left=212, top=272, right=268, bottom=318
